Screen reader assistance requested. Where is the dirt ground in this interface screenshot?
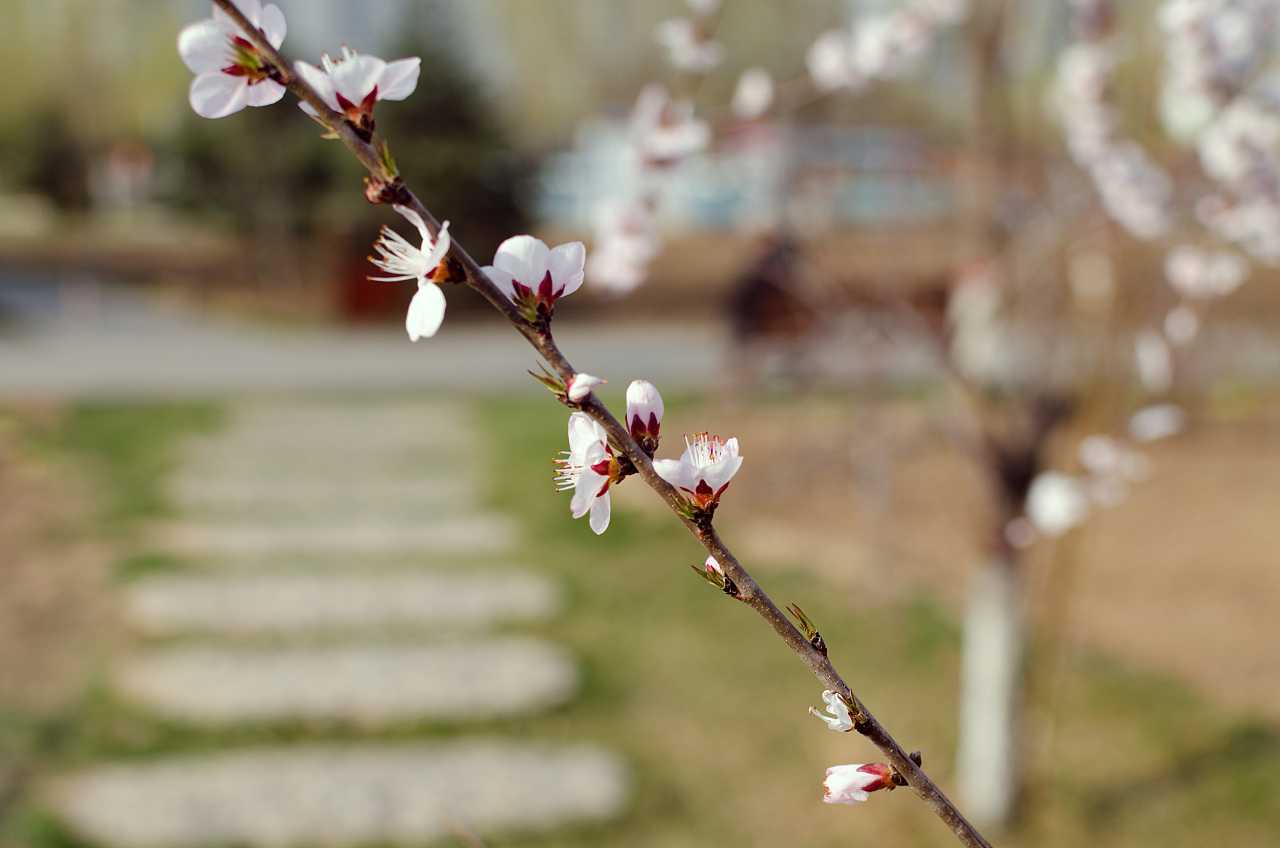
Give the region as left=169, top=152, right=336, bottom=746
left=616, top=390, right=1280, bottom=721
left=0, top=408, right=113, bottom=715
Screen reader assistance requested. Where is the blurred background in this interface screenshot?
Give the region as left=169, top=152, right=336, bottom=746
left=1, top=1, right=1278, bottom=846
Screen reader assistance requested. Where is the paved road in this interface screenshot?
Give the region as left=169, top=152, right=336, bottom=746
left=0, top=273, right=724, bottom=398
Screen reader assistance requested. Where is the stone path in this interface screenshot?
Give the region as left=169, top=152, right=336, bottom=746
left=45, top=398, right=628, bottom=846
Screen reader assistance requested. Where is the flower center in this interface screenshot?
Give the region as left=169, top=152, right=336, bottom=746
left=685, top=432, right=727, bottom=468
left=222, top=35, right=273, bottom=85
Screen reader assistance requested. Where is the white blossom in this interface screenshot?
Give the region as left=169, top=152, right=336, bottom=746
left=823, top=763, right=894, bottom=805
left=809, top=690, right=854, bottom=732
left=368, top=205, right=451, bottom=341
left=1026, top=472, right=1089, bottom=537
left=1135, top=330, right=1175, bottom=394
left=655, top=17, right=723, bottom=73
left=731, top=68, right=775, bottom=120
left=177, top=0, right=287, bottom=119
left=555, top=412, right=615, bottom=535
left=294, top=46, right=420, bottom=124
left=1130, top=404, right=1186, bottom=442
left=482, top=235, right=586, bottom=317
left=1164, top=305, right=1201, bottom=346
left=625, top=380, right=664, bottom=445
left=566, top=373, right=605, bottom=402
left=807, top=30, right=863, bottom=92
left=629, top=84, right=710, bottom=166
left=654, top=433, right=743, bottom=509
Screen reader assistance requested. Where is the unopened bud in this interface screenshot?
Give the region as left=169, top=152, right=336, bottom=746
left=626, top=379, right=664, bottom=453
left=822, top=763, right=895, bottom=805
left=566, top=373, right=605, bottom=402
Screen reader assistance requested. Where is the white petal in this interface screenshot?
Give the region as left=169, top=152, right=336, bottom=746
left=294, top=60, right=338, bottom=110
left=570, top=470, right=605, bottom=518
left=493, top=235, right=550, bottom=286
left=215, top=0, right=262, bottom=29
left=701, top=453, right=743, bottom=492
left=331, top=53, right=386, bottom=105
left=482, top=266, right=518, bottom=302
left=244, top=80, right=286, bottom=108
left=189, top=72, right=249, bottom=119
left=377, top=58, right=421, bottom=101
left=392, top=204, right=431, bottom=243
left=405, top=283, right=446, bottom=341
left=259, top=3, right=287, bottom=48
left=549, top=241, right=587, bottom=296
left=427, top=221, right=451, bottom=268
left=567, top=411, right=606, bottom=455
left=589, top=493, right=612, bottom=534
left=653, top=458, right=695, bottom=492
left=178, top=19, right=232, bottom=74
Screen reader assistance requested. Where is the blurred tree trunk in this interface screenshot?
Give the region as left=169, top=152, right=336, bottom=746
left=954, top=0, right=1027, bottom=831
left=957, top=552, right=1024, bottom=827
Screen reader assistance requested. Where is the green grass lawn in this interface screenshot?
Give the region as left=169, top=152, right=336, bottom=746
left=2, top=395, right=1277, bottom=848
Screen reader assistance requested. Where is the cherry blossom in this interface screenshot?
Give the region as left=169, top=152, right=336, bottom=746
left=294, top=46, right=420, bottom=131
left=555, top=412, right=617, bottom=535
left=731, top=68, right=775, bottom=120
left=625, top=380, right=664, bottom=451
left=629, top=84, right=711, bottom=167
left=1165, top=245, right=1248, bottom=299
left=823, top=763, right=895, bottom=805
left=807, top=30, right=863, bottom=92
left=654, top=433, right=743, bottom=510
left=482, top=235, right=586, bottom=321
left=1130, top=404, right=1186, bottom=442
left=655, top=17, right=723, bottom=73
left=566, top=373, right=605, bottom=402
left=809, top=690, right=855, bottom=732
left=368, top=205, right=452, bottom=341
left=1135, top=330, right=1174, bottom=394
left=177, top=0, right=287, bottom=119
left=1025, top=472, right=1089, bottom=537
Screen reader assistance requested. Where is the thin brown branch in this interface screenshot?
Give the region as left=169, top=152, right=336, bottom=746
left=210, top=4, right=994, bottom=845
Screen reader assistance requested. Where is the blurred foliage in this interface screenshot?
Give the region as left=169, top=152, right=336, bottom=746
left=3, top=111, right=92, bottom=212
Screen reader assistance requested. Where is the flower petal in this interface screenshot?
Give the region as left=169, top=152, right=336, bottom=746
left=189, top=72, right=249, bottom=119
left=568, top=412, right=606, bottom=457
left=294, top=60, right=339, bottom=110
left=244, top=80, right=286, bottom=108
left=330, top=52, right=386, bottom=105
left=214, top=0, right=263, bottom=29
left=406, top=282, right=446, bottom=341
left=392, top=204, right=431, bottom=244
left=589, top=492, right=612, bottom=534
left=260, top=3, right=287, bottom=48
left=482, top=266, right=518, bottom=302
left=653, top=458, right=695, bottom=492
left=549, top=241, right=587, bottom=296
left=178, top=19, right=232, bottom=74
left=493, top=235, right=550, bottom=285
left=570, top=470, right=605, bottom=518
left=377, top=58, right=421, bottom=101
left=701, top=453, right=743, bottom=492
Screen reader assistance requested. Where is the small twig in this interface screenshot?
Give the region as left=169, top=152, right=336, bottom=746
left=209, top=5, right=994, bottom=845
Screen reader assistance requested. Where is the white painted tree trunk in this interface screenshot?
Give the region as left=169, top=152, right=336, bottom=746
left=956, top=557, right=1024, bottom=829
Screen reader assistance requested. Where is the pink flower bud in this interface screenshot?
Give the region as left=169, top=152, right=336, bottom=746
left=566, top=373, right=605, bottom=402
left=822, top=763, right=895, bottom=805
left=704, top=555, right=723, bottom=577
left=626, top=380, right=665, bottom=448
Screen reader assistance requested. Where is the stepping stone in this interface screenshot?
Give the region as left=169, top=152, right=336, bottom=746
left=168, top=474, right=478, bottom=521
left=47, top=740, right=628, bottom=848
left=112, top=639, right=577, bottom=725
left=124, top=571, right=561, bottom=637
left=155, top=515, right=518, bottom=558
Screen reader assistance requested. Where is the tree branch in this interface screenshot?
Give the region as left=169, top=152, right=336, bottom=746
left=210, top=3, right=994, bottom=845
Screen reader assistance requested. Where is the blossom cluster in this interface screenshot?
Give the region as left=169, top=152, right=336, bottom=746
left=586, top=0, right=719, bottom=294
left=1053, top=4, right=1173, bottom=240
left=805, top=0, right=968, bottom=94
